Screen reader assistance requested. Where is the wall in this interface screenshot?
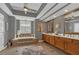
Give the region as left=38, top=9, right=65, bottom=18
left=53, top=16, right=66, bottom=34
left=0, top=8, right=9, bottom=47
left=43, top=22, right=48, bottom=33
left=35, top=19, right=41, bottom=39
left=35, top=16, right=66, bottom=39
left=35, top=16, right=79, bottom=38
left=8, top=16, right=15, bottom=40
left=31, top=21, right=35, bottom=33
left=35, top=19, right=47, bottom=39
left=46, top=20, right=54, bottom=33
left=0, top=8, right=15, bottom=47
left=16, top=20, right=20, bottom=34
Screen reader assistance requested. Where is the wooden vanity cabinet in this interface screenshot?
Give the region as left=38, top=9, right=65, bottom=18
left=42, top=34, right=45, bottom=41
left=42, top=34, right=50, bottom=43
left=50, top=36, right=55, bottom=45
left=42, top=34, right=79, bottom=55
left=70, top=39, right=79, bottom=55
left=55, top=37, right=65, bottom=50
left=64, top=38, right=73, bottom=54
left=45, top=35, right=50, bottom=43
left=48, top=35, right=50, bottom=43
left=65, top=39, right=79, bottom=55
left=59, top=37, right=65, bottom=50
left=42, top=34, right=47, bottom=41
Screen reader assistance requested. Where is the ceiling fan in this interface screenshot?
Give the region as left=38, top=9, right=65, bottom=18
left=23, top=3, right=37, bottom=14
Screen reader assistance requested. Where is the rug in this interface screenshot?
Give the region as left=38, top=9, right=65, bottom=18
left=22, top=45, right=54, bottom=55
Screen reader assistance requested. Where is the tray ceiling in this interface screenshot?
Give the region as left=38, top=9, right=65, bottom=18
left=10, top=3, right=42, bottom=11
left=1, top=3, right=79, bottom=22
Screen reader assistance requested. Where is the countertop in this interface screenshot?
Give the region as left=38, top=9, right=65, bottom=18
left=43, top=33, right=79, bottom=40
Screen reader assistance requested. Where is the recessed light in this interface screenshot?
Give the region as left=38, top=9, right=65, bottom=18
left=64, top=10, right=68, bottom=12
left=53, top=15, right=56, bottom=18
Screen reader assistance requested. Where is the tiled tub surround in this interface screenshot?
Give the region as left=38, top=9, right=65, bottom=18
left=42, top=33, right=79, bottom=55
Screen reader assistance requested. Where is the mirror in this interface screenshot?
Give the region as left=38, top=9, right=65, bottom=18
left=64, top=17, right=79, bottom=33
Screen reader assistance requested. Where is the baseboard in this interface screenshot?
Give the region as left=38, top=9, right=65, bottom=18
left=0, top=46, right=7, bottom=52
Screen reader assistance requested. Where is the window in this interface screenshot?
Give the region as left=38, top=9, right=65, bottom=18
left=20, top=20, right=31, bottom=33
left=74, top=23, right=79, bottom=32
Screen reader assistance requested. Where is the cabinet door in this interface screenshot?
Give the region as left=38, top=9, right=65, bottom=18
left=45, top=35, right=48, bottom=42
left=64, top=38, right=73, bottom=54
left=55, top=37, right=60, bottom=47
left=43, top=34, right=47, bottom=42
left=48, top=35, right=50, bottom=43
left=59, top=37, right=65, bottom=50
left=50, top=36, right=54, bottom=45
left=70, top=40, right=79, bottom=55
left=45, top=35, right=50, bottom=43
left=42, top=34, right=44, bottom=40
left=65, top=38, right=79, bottom=55
left=42, top=34, right=45, bottom=41
left=55, top=37, right=65, bottom=50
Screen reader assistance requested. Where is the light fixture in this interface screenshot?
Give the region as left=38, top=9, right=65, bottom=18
left=23, top=3, right=37, bottom=14
left=53, top=15, right=56, bottom=18
left=56, top=24, right=59, bottom=28
left=24, top=7, right=28, bottom=14
left=64, top=10, right=69, bottom=13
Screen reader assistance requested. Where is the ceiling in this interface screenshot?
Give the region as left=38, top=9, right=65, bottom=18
left=5, top=3, right=47, bottom=17
left=37, top=3, right=79, bottom=22
left=1, top=3, right=79, bottom=21
left=10, top=3, right=42, bottom=12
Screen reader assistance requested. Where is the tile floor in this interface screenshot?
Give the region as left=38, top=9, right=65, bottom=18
left=0, top=42, right=66, bottom=55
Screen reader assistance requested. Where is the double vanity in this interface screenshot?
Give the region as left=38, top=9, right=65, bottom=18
left=42, top=33, right=79, bottom=55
